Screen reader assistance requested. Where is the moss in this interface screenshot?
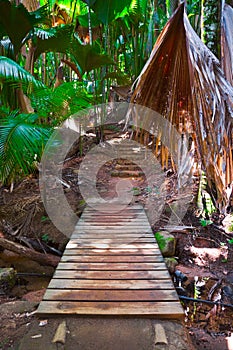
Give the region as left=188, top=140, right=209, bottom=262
left=155, top=231, right=173, bottom=251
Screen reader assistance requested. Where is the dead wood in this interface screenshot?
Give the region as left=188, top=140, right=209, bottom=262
left=0, top=237, right=60, bottom=267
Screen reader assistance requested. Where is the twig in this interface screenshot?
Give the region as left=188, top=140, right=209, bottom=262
left=208, top=279, right=222, bottom=301
left=179, top=295, right=233, bottom=308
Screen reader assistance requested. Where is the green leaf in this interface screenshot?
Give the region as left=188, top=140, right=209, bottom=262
left=0, top=0, right=48, bottom=55
left=34, top=25, right=73, bottom=60
left=0, top=56, right=44, bottom=89
left=77, top=12, right=101, bottom=28
left=71, top=41, right=114, bottom=73
left=31, top=82, right=92, bottom=121
left=0, top=112, right=51, bottom=184
left=199, top=219, right=212, bottom=227
left=81, top=0, right=97, bottom=7
left=228, top=239, right=233, bottom=245
left=91, top=0, right=132, bottom=25
left=102, top=71, right=131, bottom=85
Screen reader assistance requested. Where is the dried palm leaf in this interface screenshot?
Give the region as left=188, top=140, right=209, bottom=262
left=131, top=3, right=233, bottom=211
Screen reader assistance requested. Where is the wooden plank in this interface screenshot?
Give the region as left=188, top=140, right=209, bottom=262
left=69, top=235, right=156, bottom=245
left=74, top=226, right=152, bottom=230
left=43, top=289, right=179, bottom=302
left=81, top=214, right=145, bottom=218
left=54, top=270, right=170, bottom=279
left=68, top=238, right=156, bottom=244
left=37, top=301, right=184, bottom=318
left=63, top=248, right=160, bottom=255
left=37, top=204, right=184, bottom=319
left=71, top=233, right=155, bottom=238
left=60, top=255, right=163, bottom=263
left=73, top=226, right=153, bottom=234
left=80, top=216, right=147, bottom=221
left=80, top=221, right=150, bottom=225
left=56, top=262, right=166, bottom=270
left=85, top=205, right=143, bottom=210
left=48, top=279, right=174, bottom=290
left=66, top=243, right=159, bottom=249
left=77, top=217, right=149, bottom=222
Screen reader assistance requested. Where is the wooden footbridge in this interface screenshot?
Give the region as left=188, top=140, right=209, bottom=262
left=37, top=203, right=184, bottom=319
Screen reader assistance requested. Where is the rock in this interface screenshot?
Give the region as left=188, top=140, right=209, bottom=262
left=164, top=257, right=178, bottom=274
left=0, top=300, right=38, bottom=314
left=0, top=267, right=16, bottom=294
left=22, top=288, right=46, bottom=303
left=155, top=231, right=176, bottom=257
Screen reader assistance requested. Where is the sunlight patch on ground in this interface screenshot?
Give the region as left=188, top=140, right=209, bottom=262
left=227, top=333, right=233, bottom=350
left=189, top=247, right=228, bottom=267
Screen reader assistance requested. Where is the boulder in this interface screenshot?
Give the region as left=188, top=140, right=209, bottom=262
left=155, top=231, right=176, bottom=257
left=0, top=267, right=16, bottom=294
left=164, top=257, right=178, bottom=274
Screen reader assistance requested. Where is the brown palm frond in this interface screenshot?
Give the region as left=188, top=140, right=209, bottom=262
left=131, top=4, right=233, bottom=211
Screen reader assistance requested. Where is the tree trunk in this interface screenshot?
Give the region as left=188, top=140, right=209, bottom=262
left=201, top=0, right=222, bottom=58
left=0, top=237, right=60, bottom=267
left=16, top=88, right=34, bottom=113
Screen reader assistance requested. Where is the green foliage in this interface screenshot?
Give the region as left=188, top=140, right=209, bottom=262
left=199, top=219, right=212, bottom=227
left=0, top=56, right=45, bottom=109
left=0, top=111, right=51, bottom=184
left=155, top=232, right=173, bottom=251
left=0, top=56, right=44, bottom=88
left=77, top=12, right=101, bottom=27
left=31, top=81, right=92, bottom=122
left=41, top=233, right=49, bottom=242
left=41, top=216, right=49, bottom=222
left=71, top=40, right=114, bottom=74
left=186, top=0, right=201, bottom=35
left=0, top=0, right=48, bottom=56
left=102, top=71, right=131, bottom=85
left=90, top=0, right=132, bottom=24
left=34, top=25, right=74, bottom=60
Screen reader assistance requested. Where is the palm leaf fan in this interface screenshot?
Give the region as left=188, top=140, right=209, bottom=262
left=0, top=112, right=51, bottom=184
left=131, top=3, right=233, bottom=211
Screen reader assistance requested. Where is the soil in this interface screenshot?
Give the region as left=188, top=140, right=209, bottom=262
left=0, top=133, right=233, bottom=349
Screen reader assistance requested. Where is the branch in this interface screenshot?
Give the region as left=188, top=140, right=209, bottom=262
left=0, top=237, right=60, bottom=267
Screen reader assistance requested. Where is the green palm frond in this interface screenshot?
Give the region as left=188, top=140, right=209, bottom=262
left=130, top=0, right=147, bottom=15
left=70, top=40, right=114, bottom=74
left=33, top=28, right=56, bottom=40
left=91, top=0, right=132, bottom=24
left=0, top=38, right=14, bottom=59
left=0, top=0, right=48, bottom=55
left=0, top=56, right=44, bottom=89
left=31, top=82, right=92, bottom=122
left=34, top=25, right=74, bottom=60
left=0, top=111, right=51, bottom=184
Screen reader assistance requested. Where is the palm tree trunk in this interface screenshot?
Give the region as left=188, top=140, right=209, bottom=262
left=201, top=0, right=223, bottom=58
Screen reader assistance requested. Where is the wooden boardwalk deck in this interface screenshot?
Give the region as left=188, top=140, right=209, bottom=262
left=37, top=204, right=184, bottom=318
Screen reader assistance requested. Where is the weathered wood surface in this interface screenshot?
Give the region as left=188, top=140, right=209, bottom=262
left=37, top=204, right=184, bottom=318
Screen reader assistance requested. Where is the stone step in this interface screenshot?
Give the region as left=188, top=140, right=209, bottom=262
left=111, top=170, right=144, bottom=178
left=115, top=164, right=141, bottom=171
